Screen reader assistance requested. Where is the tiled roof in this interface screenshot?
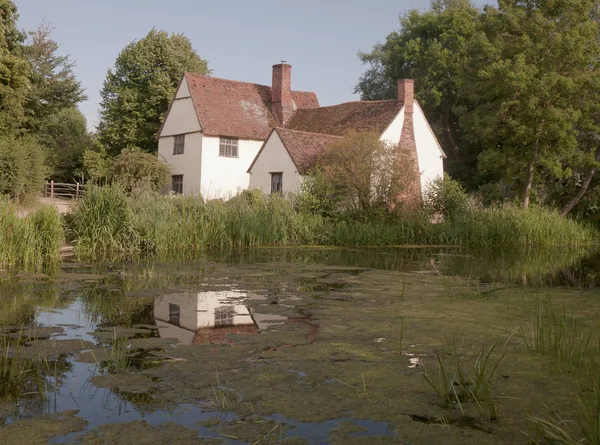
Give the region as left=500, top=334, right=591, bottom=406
left=184, top=73, right=319, bottom=140
left=285, top=100, right=403, bottom=136
left=275, top=128, right=341, bottom=174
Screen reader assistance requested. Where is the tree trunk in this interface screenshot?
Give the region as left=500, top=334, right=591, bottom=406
left=560, top=148, right=600, bottom=217
left=522, top=142, right=539, bottom=210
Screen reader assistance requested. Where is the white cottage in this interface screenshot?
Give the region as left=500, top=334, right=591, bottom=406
left=247, top=79, right=446, bottom=199
left=159, top=64, right=444, bottom=200
left=158, top=64, right=319, bottom=198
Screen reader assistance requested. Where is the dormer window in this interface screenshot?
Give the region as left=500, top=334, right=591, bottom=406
left=173, top=134, right=185, bottom=155
left=219, top=137, right=238, bottom=157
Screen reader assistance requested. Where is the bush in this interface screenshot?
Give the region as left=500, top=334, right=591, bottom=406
left=424, top=174, right=470, bottom=220
left=293, top=168, right=342, bottom=218
left=0, top=136, right=47, bottom=204
left=111, top=146, right=171, bottom=193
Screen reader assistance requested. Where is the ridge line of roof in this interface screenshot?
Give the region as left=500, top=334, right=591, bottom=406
left=298, top=99, right=402, bottom=110
left=274, top=127, right=343, bottom=138
left=183, top=72, right=316, bottom=95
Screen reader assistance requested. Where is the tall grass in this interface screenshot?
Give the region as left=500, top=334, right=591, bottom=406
left=0, top=199, right=63, bottom=273
left=521, top=296, right=600, bottom=444
left=68, top=187, right=598, bottom=260
left=441, top=205, right=597, bottom=249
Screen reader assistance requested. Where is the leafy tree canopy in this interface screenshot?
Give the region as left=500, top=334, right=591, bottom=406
left=23, top=23, right=86, bottom=133
left=0, top=0, right=30, bottom=133
left=98, top=29, right=210, bottom=155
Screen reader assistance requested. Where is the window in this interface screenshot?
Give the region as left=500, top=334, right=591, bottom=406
left=219, top=137, right=238, bottom=157
left=214, top=306, right=235, bottom=327
left=168, top=303, right=180, bottom=326
left=173, top=134, right=185, bottom=155
left=172, top=175, right=183, bottom=194
left=270, top=172, right=283, bottom=194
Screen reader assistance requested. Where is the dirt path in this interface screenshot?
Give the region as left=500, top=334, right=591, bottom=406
left=17, top=197, right=74, bottom=218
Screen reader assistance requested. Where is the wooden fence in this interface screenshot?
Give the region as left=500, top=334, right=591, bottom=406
left=44, top=181, right=86, bottom=199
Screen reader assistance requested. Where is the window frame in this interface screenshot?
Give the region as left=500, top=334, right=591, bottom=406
left=171, top=174, right=183, bottom=194
left=173, top=134, right=185, bottom=155
left=270, top=172, right=283, bottom=194
left=219, top=137, right=239, bottom=158
left=168, top=303, right=181, bottom=326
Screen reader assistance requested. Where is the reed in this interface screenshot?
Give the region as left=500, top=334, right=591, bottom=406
left=0, top=200, right=63, bottom=273
left=67, top=187, right=599, bottom=261
left=423, top=340, right=505, bottom=421
left=519, top=297, right=597, bottom=370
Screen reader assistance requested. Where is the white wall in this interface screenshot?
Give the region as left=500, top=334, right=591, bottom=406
left=154, top=292, right=201, bottom=333
left=200, top=136, right=262, bottom=199
left=248, top=132, right=303, bottom=195
left=413, top=102, right=444, bottom=195
left=160, top=79, right=201, bottom=137
left=158, top=132, right=203, bottom=195
left=158, top=78, right=203, bottom=195
left=380, top=107, right=404, bottom=144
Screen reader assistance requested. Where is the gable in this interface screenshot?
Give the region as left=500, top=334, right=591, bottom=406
left=248, top=129, right=297, bottom=174
left=160, top=77, right=202, bottom=137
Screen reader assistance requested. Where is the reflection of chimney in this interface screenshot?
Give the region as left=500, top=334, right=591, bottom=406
left=398, top=79, right=414, bottom=114
left=272, top=63, right=294, bottom=125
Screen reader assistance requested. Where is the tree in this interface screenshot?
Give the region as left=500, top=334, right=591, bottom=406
left=318, top=130, right=416, bottom=213
left=0, top=135, right=46, bottom=204
left=23, top=23, right=86, bottom=133
left=355, top=0, right=481, bottom=182
left=98, top=29, right=210, bottom=155
left=0, top=0, right=30, bottom=133
left=36, top=107, right=95, bottom=182
left=459, top=0, right=600, bottom=210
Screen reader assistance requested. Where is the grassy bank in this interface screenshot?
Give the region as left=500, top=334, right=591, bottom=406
left=0, top=200, right=63, bottom=274
left=68, top=186, right=598, bottom=260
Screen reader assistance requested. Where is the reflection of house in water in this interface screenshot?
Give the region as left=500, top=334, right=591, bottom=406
left=154, top=290, right=285, bottom=345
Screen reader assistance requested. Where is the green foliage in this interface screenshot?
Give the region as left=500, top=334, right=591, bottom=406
left=98, top=29, right=210, bottom=155
left=293, top=168, right=342, bottom=218
left=35, top=107, right=94, bottom=182
left=23, top=23, right=86, bottom=134
left=0, top=135, right=47, bottom=204
left=0, top=200, right=63, bottom=273
left=111, top=147, right=171, bottom=193
left=68, top=187, right=598, bottom=261
left=69, top=185, right=139, bottom=258
left=460, top=0, right=600, bottom=210
left=82, top=144, right=111, bottom=184
left=424, top=174, right=469, bottom=219
left=0, top=0, right=30, bottom=133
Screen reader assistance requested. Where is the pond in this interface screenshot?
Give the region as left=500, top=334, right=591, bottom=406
left=0, top=247, right=598, bottom=444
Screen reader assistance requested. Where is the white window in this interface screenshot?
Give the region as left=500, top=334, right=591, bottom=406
left=214, top=306, right=235, bottom=327
left=270, top=172, right=283, bottom=194
left=173, top=134, right=185, bottom=155
left=219, top=137, right=238, bottom=157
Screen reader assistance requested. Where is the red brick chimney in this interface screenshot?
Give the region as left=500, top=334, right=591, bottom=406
left=397, top=78, right=421, bottom=205
left=398, top=79, right=414, bottom=114
left=272, top=63, right=294, bottom=125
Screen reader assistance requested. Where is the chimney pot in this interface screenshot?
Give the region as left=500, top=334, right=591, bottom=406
left=398, top=79, right=414, bottom=113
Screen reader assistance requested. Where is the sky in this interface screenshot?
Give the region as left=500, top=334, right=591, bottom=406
left=13, top=0, right=466, bottom=131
